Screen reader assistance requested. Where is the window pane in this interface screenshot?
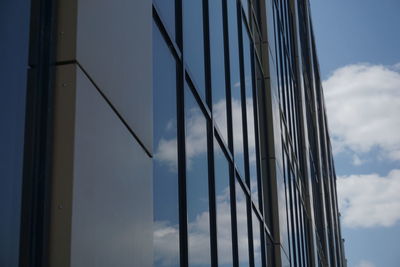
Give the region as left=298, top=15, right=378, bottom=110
left=153, top=23, right=180, bottom=267
left=228, top=0, right=245, bottom=178
left=252, top=210, right=262, bottom=267
left=214, top=139, right=233, bottom=267
left=185, top=84, right=211, bottom=267
left=0, top=0, right=30, bottom=264
left=209, top=0, right=228, bottom=142
left=154, top=0, right=175, bottom=40
left=242, top=22, right=259, bottom=205
left=236, top=181, right=250, bottom=267
left=184, top=0, right=205, bottom=99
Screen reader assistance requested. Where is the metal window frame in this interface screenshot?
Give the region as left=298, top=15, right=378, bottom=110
left=19, top=0, right=58, bottom=266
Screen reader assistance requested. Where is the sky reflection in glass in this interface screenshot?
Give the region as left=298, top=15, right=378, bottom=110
left=185, top=84, right=211, bottom=267
left=184, top=0, right=206, bottom=100
left=242, top=21, right=259, bottom=207
left=210, top=0, right=228, bottom=142
left=236, top=180, right=250, bottom=267
left=228, top=0, right=245, bottom=178
left=214, top=139, right=233, bottom=267
left=153, top=23, right=180, bottom=267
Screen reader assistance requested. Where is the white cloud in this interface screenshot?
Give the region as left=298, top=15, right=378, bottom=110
left=355, top=260, right=376, bottom=267
left=351, top=154, right=365, bottom=166
left=323, top=63, right=400, bottom=161
left=337, top=169, right=400, bottom=228
left=154, top=137, right=178, bottom=171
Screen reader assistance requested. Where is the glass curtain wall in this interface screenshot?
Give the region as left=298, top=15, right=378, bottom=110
left=152, top=0, right=272, bottom=266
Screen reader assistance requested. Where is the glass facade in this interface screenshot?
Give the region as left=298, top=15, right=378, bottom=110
left=2, top=0, right=346, bottom=266
left=153, top=0, right=268, bottom=266
left=153, top=0, right=345, bottom=266
left=0, top=1, right=31, bottom=265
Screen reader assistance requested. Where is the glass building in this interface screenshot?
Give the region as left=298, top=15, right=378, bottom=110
left=1, top=0, right=346, bottom=266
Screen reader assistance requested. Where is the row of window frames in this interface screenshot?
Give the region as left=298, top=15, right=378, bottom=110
left=153, top=0, right=264, bottom=145
left=151, top=0, right=272, bottom=229
left=152, top=0, right=266, bottom=87
left=153, top=0, right=261, bottom=47
left=181, top=6, right=264, bottom=208
left=152, top=0, right=264, bottom=41
left=268, top=0, right=296, bottom=72
left=282, top=151, right=310, bottom=267
left=152, top=18, right=273, bottom=267
left=152, top=3, right=265, bottom=220
left=274, top=17, right=302, bottom=170
left=267, top=0, right=301, bottom=153
left=184, top=66, right=264, bottom=212
left=183, top=82, right=271, bottom=267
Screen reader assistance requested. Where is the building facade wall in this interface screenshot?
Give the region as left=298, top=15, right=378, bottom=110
left=152, top=0, right=346, bottom=266
left=49, top=0, right=153, bottom=266
left=0, top=0, right=345, bottom=266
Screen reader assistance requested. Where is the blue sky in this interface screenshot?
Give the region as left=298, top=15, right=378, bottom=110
left=310, top=1, right=400, bottom=267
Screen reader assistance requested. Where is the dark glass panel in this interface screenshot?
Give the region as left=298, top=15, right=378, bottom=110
left=154, top=0, right=175, bottom=40
left=0, top=0, right=30, bottom=265
left=252, top=210, right=262, bottom=267
left=236, top=181, right=250, bottom=267
left=242, top=21, right=259, bottom=206
left=209, top=0, right=228, bottom=142
left=153, top=23, right=180, bottom=267
left=227, top=0, right=245, bottom=178
left=183, top=0, right=205, bottom=99
left=214, top=139, right=233, bottom=267
left=185, top=84, right=211, bottom=267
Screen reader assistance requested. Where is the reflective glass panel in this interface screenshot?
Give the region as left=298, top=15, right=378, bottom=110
left=209, top=0, right=228, bottom=142
left=184, top=0, right=205, bottom=99
left=185, top=84, right=211, bottom=267
left=236, top=180, right=250, bottom=267
left=214, top=139, right=233, bottom=267
left=227, top=0, right=245, bottom=178
left=154, top=0, right=175, bottom=40
left=252, top=210, right=262, bottom=267
left=153, top=23, right=180, bottom=267
left=0, top=0, right=30, bottom=265
left=242, top=21, right=259, bottom=205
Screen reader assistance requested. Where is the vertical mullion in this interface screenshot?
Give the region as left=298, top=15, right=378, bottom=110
left=237, top=2, right=255, bottom=267
left=208, top=122, right=218, bottom=267
left=175, top=0, right=182, bottom=49
left=250, top=32, right=263, bottom=214
left=237, top=1, right=250, bottom=189
left=222, top=1, right=239, bottom=266
left=176, top=0, right=188, bottom=266
left=177, top=64, right=189, bottom=267
left=20, top=0, right=56, bottom=265
left=203, top=0, right=218, bottom=265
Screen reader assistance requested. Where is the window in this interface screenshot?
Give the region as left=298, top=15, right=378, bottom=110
left=242, top=21, right=260, bottom=206
left=209, top=0, right=228, bottom=142
left=153, top=0, right=175, bottom=40
left=185, top=83, right=211, bottom=267
left=153, top=23, right=180, bottom=267
left=184, top=0, right=206, bottom=100
left=236, top=180, right=250, bottom=267
left=214, top=139, right=234, bottom=267
left=228, top=0, right=245, bottom=178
